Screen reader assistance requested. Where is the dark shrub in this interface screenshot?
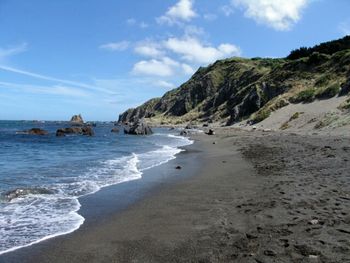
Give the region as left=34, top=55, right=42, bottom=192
left=290, top=89, right=316, bottom=103
left=315, top=84, right=340, bottom=99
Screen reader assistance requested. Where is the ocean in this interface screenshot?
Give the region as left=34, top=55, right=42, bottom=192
left=0, top=121, right=192, bottom=255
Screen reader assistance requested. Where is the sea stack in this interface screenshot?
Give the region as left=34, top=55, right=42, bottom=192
left=70, top=114, right=84, bottom=125
left=124, top=119, right=153, bottom=135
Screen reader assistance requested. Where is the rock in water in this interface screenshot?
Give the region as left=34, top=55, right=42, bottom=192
left=82, top=126, right=94, bottom=136
left=3, top=188, right=54, bottom=201
left=56, top=126, right=94, bottom=136
left=17, top=128, right=49, bottom=135
left=111, top=127, right=120, bottom=133
left=180, top=130, right=188, bottom=136
left=124, top=120, right=153, bottom=135
left=70, top=114, right=84, bottom=124
left=185, top=123, right=197, bottom=129
left=206, top=129, right=215, bottom=135
left=86, top=122, right=97, bottom=127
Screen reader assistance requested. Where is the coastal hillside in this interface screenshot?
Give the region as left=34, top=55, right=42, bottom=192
left=118, top=36, right=350, bottom=127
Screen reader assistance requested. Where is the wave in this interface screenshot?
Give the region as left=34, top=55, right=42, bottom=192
left=0, top=133, right=193, bottom=255
left=0, top=195, right=84, bottom=256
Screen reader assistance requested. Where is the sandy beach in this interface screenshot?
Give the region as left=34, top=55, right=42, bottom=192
left=2, top=2, right=350, bottom=262
left=2, top=128, right=350, bottom=263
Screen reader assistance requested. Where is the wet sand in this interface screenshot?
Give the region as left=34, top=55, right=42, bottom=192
left=2, top=129, right=350, bottom=262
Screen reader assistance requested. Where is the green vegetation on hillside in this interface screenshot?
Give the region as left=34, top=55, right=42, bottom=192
left=118, top=36, right=350, bottom=126
left=287, top=35, right=350, bottom=60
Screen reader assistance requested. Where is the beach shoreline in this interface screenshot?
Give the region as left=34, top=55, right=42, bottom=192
left=2, top=128, right=350, bottom=262
left=0, top=135, right=203, bottom=262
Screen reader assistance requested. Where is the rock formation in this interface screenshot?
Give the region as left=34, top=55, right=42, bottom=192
left=56, top=126, right=94, bottom=136
left=3, top=188, right=54, bottom=201
left=118, top=36, right=350, bottom=126
left=17, top=128, right=49, bottom=135
left=124, top=119, right=153, bottom=135
left=70, top=114, right=84, bottom=124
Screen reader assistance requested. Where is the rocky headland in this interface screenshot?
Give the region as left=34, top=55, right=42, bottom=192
left=118, top=36, right=350, bottom=134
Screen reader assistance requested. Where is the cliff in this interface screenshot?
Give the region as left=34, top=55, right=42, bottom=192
left=118, top=36, right=350, bottom=126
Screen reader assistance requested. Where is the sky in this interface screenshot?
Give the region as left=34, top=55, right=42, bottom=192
left=0, top=0, right=349, bottom=121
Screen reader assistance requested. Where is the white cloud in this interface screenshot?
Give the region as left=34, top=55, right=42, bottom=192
left=127, top=18, right=149, bottom=29
left=220, top=5, right=234, bottom=17
left=181, top=63, right=195, bottom=75
left=0, top=81, right=90, bottom=98
left=157, top=0, right=197, bottom=25
left=132, top=57, right=179, bottom=77
left=0, top=43, right=28, bottom=60
left=232, top=0, right=309, bottom=31
left=339, top=20, right=350, bottom=35
left=132, top=56, right=195, bottom=77
left=164, top=37, right=241, bottom=64
left=203, top=13, right=217, bottom=21
left=126, top=18, right=137, bottom=25
left=134, top=41, right=164, bottom=57
left=154, top=80, right=176, bottom=89
left=139, top=22, right=149, bottom=29
left=99, top=41, right=130, bottom=51
left=0, top=65, right=113, bottom=94
left=184, top=25, right=205, bottom=37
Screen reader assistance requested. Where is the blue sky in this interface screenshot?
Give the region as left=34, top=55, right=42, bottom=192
left=0, top=0, right=349, bottom=121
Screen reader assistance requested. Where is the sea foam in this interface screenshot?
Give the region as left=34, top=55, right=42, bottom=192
left=0, top=132, right=192, bottom=255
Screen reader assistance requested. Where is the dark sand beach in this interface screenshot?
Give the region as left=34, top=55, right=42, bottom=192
left=2, top=129, right=350, bottom=263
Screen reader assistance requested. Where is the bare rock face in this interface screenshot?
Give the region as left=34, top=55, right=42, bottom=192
left=16, top=128, right=48, bottom=135
left=56, top=126, right=94, bottom=136
left=70, top=114, right=84, bottom=124
left=124, top=120, right=153, bottom=135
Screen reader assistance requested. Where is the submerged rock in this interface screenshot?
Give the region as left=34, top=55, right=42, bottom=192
left=86, top=122, right=97, bottom=127
left=3, top=188, right=54, bottom=201
left=124, top=120, right=153, bottom=135
left=56, top=126, right=94, bottom=136
left=180, top=130, right=189, bottom=136
left=16, top=128, right=49, bottom=135
left=111, top=127, right=120, bottom=133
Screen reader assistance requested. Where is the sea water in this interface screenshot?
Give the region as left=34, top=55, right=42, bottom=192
left=0, top=121, right=192, bottom=255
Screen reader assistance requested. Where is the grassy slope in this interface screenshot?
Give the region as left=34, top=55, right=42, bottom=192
left=118, top=41, right=350, bottom=126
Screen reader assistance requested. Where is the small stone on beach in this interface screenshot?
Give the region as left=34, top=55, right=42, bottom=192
left=309, top=255, right=319, bottom=259
left=246, top=233, right=257, bottom=239
left=309, top=219, right=319, bottom=225
left=264, top=250, right=276, bottom=256
left=175, top=166, right=182, bottom=170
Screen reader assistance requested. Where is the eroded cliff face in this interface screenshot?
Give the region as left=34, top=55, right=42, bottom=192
left=118, top=37, right=350, bottom=126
